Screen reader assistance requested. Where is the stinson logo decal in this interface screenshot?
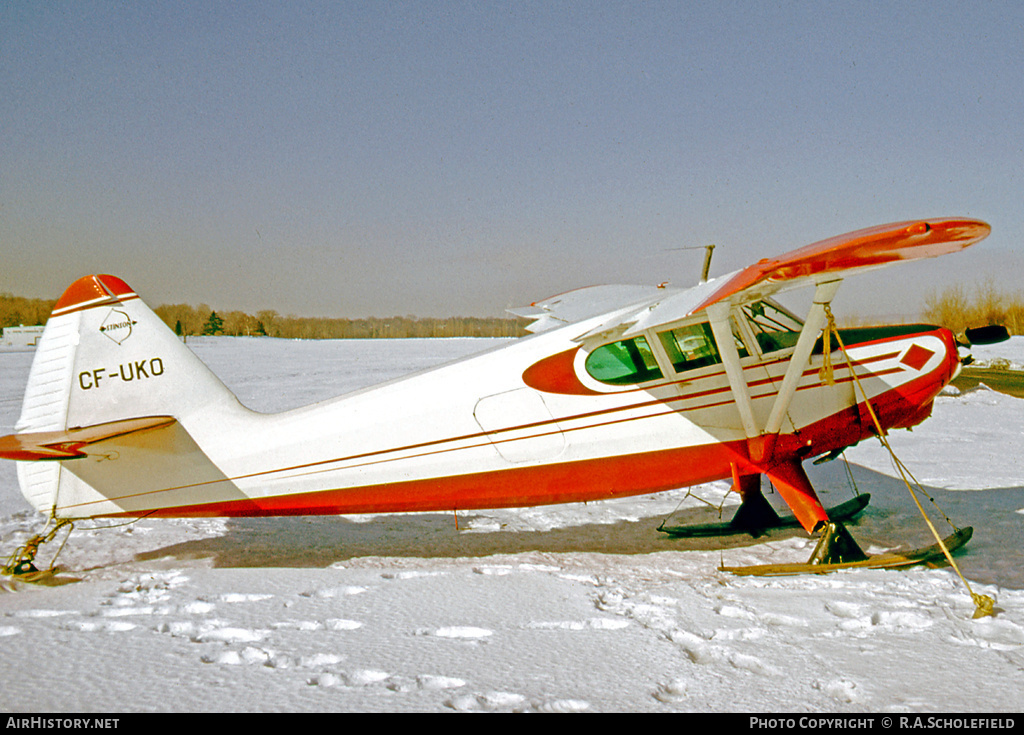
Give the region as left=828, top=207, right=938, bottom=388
left=99, top=309, right=138, bottom=345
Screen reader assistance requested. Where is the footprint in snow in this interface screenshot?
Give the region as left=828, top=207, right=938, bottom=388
left=534, top=699, right=591, bottom=713
left=528, top=618, right=629, bottom=631
left=414, top=674, right=466, bottom=691
left=445, top=691, right=588, bottom=712
left=953, top=615, right=1024, bottom=651
left=301, top=586, right=368, bottom=598
left=824, top=600, right=867, bottom=619
left=250, top=617, right=364, bottom=631
left=446, top=691, right=528, bottom=712
left=112, top=571, right=189, bottom=604
left=10, top=609, right=73, bottom=618
left=307, top=669, right=390, bottom=687
left=381, top=570, right=443, bottom=580
left=202, top=646, right=278, bottom=666
left=201, top=650, right=249, bottom=666
left=99, top=605, right=157, bottom=617
left=194, top=626, right=269, bottom=644
left=726, top=651, right=777, bottom=676
left=386, top=675, right=459, bottom=693
left=814, top=678, right=862, bottom=704
left=201, top=646, right=303, bottom=669
left=64, top=620, right=137, bottom=633
left=666, top=629, right=723, bottom=666
left=219, top=593, right=274, bottom=603
left=298, top=653, right=346, bottom=668
left=654, top=679, right=689, bottom=704
left=270, top=620, right=323, bottom=631
left=428, top=626, right=493, bottom=640
left=325, top=618, right=363, bottom=630
left=869, top=610, right=934, bottom=630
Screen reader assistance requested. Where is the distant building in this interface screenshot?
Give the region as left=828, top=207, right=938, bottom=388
left=1, top=325, right=45, bottom=349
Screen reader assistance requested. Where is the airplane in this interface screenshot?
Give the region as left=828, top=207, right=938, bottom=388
left=0, top=216, right=1002, bottom=578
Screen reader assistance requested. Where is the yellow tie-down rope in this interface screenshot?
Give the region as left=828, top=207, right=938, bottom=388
left=821, top=305, right=995, bottom=619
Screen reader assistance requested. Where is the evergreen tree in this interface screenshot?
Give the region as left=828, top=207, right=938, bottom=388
left=202, top=311, right=224, bottom=336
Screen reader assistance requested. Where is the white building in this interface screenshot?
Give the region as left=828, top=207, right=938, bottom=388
left=0, top=325, right=45, bottom=349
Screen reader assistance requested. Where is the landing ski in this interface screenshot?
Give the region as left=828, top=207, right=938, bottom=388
left=720, top=526, right=973, bottom=577
left=0, top=568, right=82, bottom=591
left=659, top=493, right=870, bottom=538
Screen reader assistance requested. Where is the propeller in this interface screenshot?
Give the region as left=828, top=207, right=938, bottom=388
left=955, top=324, right=1010, bottom=365
left=962, top=324, right=1010, bottom=346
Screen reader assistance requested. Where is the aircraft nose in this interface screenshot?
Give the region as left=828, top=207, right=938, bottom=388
left=940, top=327, right=962, bottom=386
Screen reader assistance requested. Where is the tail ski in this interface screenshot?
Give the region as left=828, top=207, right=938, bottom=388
left=4, top=275, right=254, bottom=518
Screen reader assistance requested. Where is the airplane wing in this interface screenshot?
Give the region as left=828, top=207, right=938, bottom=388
left=509, top=284, right=668, bottom=333
left=689, top=217, right=991, bottom=314
left=523, top=218, right=990, bottom=340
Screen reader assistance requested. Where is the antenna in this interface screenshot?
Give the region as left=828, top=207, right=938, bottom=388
left=700, top=244, right=715, bottom=283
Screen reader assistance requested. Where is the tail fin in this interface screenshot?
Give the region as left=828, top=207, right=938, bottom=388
left=8, top=275, right=251, bottom=517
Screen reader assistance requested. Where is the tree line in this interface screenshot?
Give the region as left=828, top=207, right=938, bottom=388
left=0, top=292, right=528, bottom=339
left=153, top=303, right=528, bottom=339
left=922, top=282, right=1024, bottom=336
left=8, top=284, right=1024, bottom=340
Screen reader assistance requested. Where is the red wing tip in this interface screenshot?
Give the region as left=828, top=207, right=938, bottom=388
left=52, top=275, right=137, bottom=316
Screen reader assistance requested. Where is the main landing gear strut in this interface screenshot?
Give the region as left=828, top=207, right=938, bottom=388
left=659, top=460, right=871, bottom=567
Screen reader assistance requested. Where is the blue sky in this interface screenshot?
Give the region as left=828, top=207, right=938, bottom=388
left=2, top=1, right=1022, bottom=319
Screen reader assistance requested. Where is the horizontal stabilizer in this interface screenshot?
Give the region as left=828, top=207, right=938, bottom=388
left=0, top=416, right=176, bottom=461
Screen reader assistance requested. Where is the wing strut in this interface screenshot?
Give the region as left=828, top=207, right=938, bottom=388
left=761, top=279, right=843, bottom=445
left=707, top=303, right=758, bottom=442
left=709, top=279, right=843, bottom=465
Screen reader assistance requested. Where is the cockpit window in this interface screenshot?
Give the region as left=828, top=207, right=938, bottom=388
left=657, top=319, right=748, bottom=374
left=585, top=336, right=664, bottom=385
left=741, top=300, right=804, bottom=354
left=658, top=322, right=721, bottom=373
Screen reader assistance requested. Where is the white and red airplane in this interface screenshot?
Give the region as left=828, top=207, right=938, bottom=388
left=0, top=217, right=999, bottom=572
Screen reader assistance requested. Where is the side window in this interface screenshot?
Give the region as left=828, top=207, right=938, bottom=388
left=741, top=300, right=803, bottom=354
left=658, top=322, right=721, bottom=373
left=657, top=319, right=749, bottom=374
left=585, top=336, right=664, bottom=385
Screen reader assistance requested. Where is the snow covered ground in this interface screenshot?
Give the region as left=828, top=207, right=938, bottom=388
left=1, top=336, right=1022, bottom=713
left=968, top=336, right=1024, bottom=371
